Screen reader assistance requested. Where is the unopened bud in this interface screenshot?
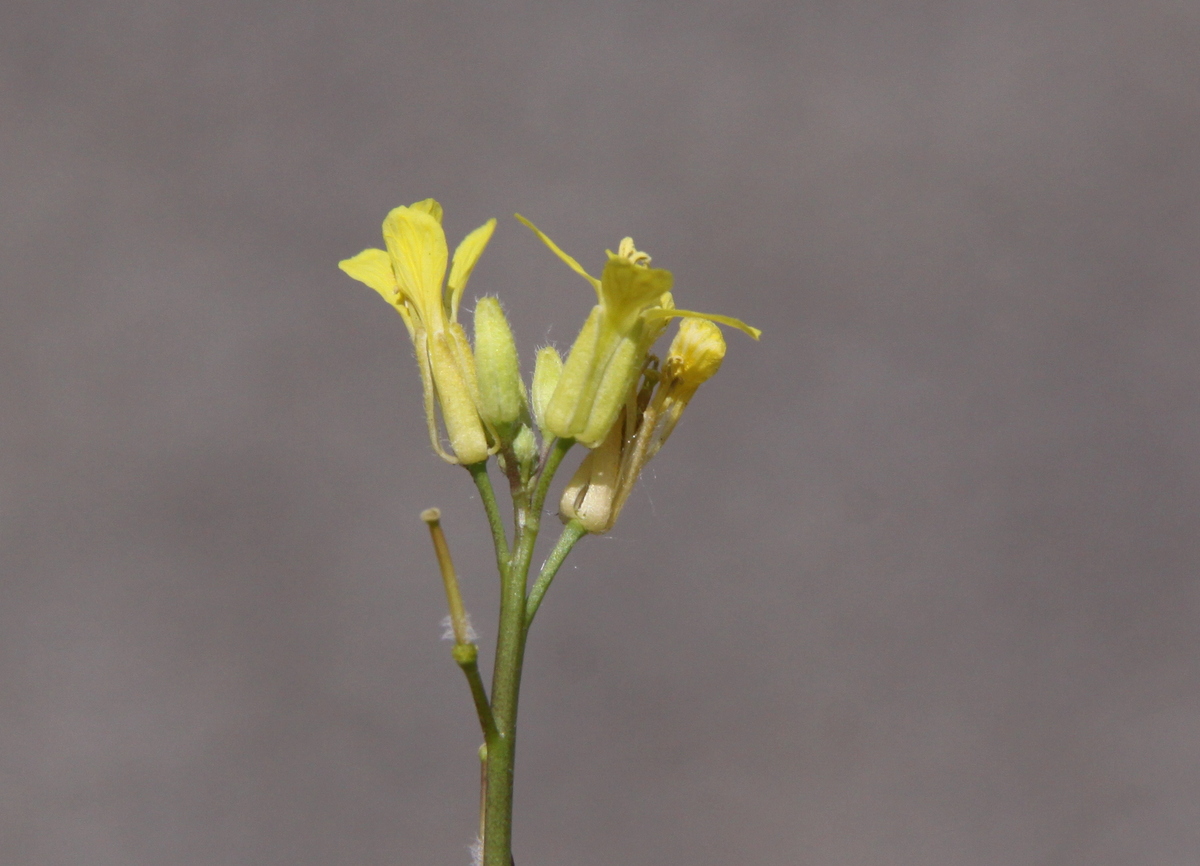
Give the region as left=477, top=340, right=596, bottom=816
left=512, top=424, right=538, bottom=480
left=473, top=297, right=526, bottom=430
left=665, top=317, right=726, bottom=397
left=531, top=346, right=564, bottom=435
left=644, top=318, right=727, bottom=461
left=559, top=416, right=624, bottom=533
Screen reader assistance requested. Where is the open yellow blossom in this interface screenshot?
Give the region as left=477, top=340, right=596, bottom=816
left=340, top=200, right=497, bottom=465
left=516, top=215, right=760, bottom=448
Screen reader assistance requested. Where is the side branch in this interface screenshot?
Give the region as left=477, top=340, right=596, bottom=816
left=525, top=519, right=587, bottom=630
left=422, top=507, right=497, bottom=740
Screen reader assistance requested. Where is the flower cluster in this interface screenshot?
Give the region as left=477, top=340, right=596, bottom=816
left=339, top=199, right=759, bottom=533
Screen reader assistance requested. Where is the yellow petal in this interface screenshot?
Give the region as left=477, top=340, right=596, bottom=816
left=393, top=303, right=417, bottom=339
left=447, top=218, right=497, bottom=321
left=339, top=248, right=397, bottom=304
left=642, top=306, right=762, bottom=340
left=409, top=198, right=444, bottom=223
left=413, top=331, right=458, bottom=463
left=383, top=205, right=449, bottom=328
left=599, top=256, right=674, bottom=336
left=514, top=214, right=602, bottom=299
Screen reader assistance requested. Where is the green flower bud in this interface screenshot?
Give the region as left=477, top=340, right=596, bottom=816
left=473, top=297, right=526, bottom=429
left=531, top=346, right=563, bottom=435
left=512, top=424, right=538, bottom=481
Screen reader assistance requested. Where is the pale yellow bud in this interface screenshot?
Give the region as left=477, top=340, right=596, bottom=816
left=559, top=416, right=624, bottom=533
left=642, top=318, right=726, bottom=462
left=531, top=346, right=564, bottom=434
left=665, top=317, right=726, bottom=398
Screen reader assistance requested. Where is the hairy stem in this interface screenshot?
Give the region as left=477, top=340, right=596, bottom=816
left=482, top=438, right=574, bottom=866
left=468, top=461, right=511, bottom=578
left=525, top=519, right=588, bottom=630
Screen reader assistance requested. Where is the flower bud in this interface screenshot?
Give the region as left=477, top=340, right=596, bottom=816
left=512, top=424, right=538, bottom=481
left=559, top=415, right=624, bottom=533
left=644, top=318, right=726, bottom=460
left=667, top=317, right=725, bottom=393
left=531, top=346, right=563, bottom=435
left=473, top=297, right=526, bottom=430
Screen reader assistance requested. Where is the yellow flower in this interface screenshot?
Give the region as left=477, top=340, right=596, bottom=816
left=515, top=215, right=759, bottom=448
left=340, top=200, right=497, bottom=465
left=561, top=317, right=731, bottom=533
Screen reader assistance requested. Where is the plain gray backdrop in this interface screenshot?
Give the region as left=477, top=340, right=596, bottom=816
left=3, top=1, right=1198, bottom=864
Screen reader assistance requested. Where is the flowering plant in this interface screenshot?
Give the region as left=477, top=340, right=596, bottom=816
left=340, top=199, right=759, bottom=865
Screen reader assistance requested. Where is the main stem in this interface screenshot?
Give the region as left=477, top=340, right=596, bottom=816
left=482, top=439, right=573, bottom=866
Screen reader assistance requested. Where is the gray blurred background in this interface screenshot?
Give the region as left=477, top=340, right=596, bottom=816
left=3, top=1, right=1198, bottom=864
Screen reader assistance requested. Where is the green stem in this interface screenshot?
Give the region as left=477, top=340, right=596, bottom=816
left=468, top=462, right=511, bottom=578
left=453, top=644, right=498, bottom=742
left=483, top=438, right=573, bottom=866
left=525, top=519, right=588, bottom=630
left=528, top=439, right=575, bottom=538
